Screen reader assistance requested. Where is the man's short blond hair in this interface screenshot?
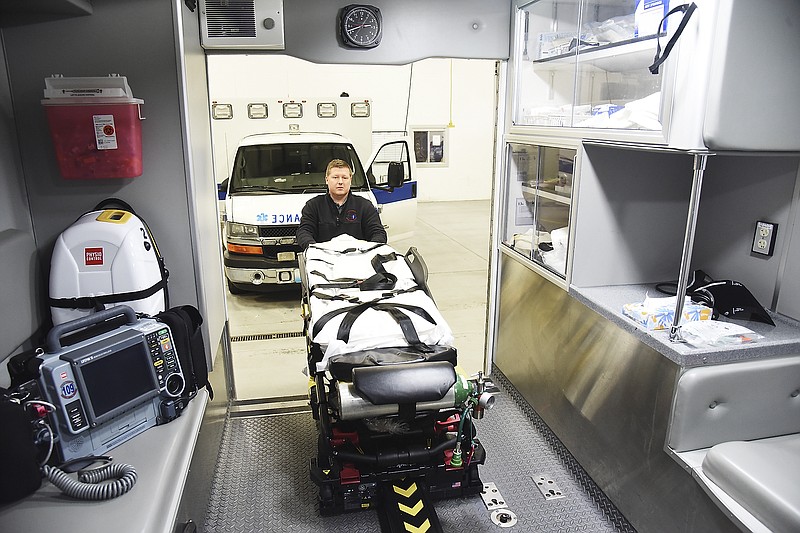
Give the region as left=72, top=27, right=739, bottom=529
left=326, top=159, right=352, bottom=177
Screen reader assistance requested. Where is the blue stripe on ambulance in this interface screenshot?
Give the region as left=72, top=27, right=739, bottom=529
left=372, top=181, right=417, bottom=204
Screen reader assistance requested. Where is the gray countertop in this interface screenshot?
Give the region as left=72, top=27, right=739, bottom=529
left=0, top=390, right=208, bottom=533
left=572, top=284, right=800, bottom=367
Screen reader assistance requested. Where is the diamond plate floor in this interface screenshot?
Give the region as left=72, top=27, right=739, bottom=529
left=204, top=368, right=637, bottom=532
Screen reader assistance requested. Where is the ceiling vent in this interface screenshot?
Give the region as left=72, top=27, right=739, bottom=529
left=199, top=0, right=284, bottom=50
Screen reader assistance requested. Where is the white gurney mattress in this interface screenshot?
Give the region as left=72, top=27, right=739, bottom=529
left=305, top=236, right=454, bottom=371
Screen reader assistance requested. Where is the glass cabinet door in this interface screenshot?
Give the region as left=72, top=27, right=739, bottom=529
left=502, top=142, right=576, bottom=278
left=514, top=0, right=666, bottom=131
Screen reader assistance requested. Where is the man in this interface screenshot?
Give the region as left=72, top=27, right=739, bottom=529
left=296, top=159, right=387, bottom=250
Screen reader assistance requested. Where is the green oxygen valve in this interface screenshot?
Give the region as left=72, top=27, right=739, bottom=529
left=450, top=442, right=463, bottom=467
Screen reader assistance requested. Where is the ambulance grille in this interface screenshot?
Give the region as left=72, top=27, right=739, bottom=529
left=259, top=225, right=298, bottom=238
left=204, top=0, right=257, bottom=38
left=231, top=331, right=304, bottom=342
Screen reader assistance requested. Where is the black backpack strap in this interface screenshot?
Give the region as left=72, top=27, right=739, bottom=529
left=49, top=279, right=167, bottom=310
left=94, top=197, right=137, bottom=214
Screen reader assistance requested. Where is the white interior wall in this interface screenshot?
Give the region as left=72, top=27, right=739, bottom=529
left=206, top=55, right=497, bottom=201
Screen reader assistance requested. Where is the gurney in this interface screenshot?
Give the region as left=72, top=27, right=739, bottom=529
left=300, top=235, right=495, bottom=525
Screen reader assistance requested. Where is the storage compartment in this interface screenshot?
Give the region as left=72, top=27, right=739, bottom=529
left=513, top=0, right=664, bottom=132
left=501, top=142, right=576, bottom=282
left=42, top=75, right=144, bottom=179
left=510, top=0, right=800, bottom=150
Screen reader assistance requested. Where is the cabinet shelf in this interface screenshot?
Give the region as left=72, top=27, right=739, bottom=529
left=521, top=184, right=571, bottom=205
left=0, top=0, right=92, bottom=27
left=532, top=34, right=660, bottom=73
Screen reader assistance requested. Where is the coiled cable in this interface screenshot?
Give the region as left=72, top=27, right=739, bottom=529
left=42, top=462, right=137, bottom=500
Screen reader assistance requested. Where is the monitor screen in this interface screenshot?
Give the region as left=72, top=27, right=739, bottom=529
left=77, top=339, right=159, bottom=423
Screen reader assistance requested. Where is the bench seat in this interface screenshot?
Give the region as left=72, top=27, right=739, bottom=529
left=703, top=434, right=800, bottom=533
left=667, top=355, right=800, bottom=532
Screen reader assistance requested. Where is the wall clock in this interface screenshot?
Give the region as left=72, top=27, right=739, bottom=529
left=339, top=4, right=382, bottom=49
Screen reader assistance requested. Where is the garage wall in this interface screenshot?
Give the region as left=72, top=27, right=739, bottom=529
left=406, top=59, right=498, bottom=202
left=208, top=55, right=498, bottom=201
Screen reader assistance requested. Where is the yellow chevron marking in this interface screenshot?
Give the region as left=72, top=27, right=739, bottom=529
left=404, top=518, right=431, bottom=533
left=322, top=470, right=330, bottom=475
left=393, top=482, right=418, bottom=498
left=397, top=499, right=424, bottom=516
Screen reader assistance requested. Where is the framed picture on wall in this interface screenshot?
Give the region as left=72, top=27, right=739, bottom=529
left=413, top=127, right=448, bottom=167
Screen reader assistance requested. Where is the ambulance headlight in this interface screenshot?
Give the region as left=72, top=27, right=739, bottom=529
left=226, top=222, right=260, bottom=240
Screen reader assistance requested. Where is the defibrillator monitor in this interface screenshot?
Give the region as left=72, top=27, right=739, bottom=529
left=59, top=330, right=160, bottom=429
left=38, top=306, right=185, bottom=461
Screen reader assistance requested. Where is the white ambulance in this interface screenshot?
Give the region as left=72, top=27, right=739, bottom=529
left=211, top=97, right=416, bottom=294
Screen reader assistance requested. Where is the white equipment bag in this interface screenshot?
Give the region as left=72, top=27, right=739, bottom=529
left=49, top=198, right=168, bottom=325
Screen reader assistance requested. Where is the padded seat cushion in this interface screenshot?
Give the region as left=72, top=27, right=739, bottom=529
left=328, top=345, right=457, bottom=382
left=702, top=435, right=800, bottom=533
left=352, top=361, right=456, bottom=405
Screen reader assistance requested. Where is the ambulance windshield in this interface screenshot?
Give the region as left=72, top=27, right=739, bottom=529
left=230, top=142, right=368, bottom=193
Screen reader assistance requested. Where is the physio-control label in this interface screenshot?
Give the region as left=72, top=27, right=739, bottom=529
left=85, top=247, right=104, bottom=266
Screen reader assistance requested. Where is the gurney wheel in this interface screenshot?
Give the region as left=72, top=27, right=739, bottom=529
left=318, top=485, right=337, bottom=516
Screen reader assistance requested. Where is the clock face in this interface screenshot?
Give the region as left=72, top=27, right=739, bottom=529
left=340, top=5, right=382, bottom=49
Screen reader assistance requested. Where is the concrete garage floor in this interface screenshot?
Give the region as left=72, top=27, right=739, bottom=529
left=224, top=200, right=491, bottom=402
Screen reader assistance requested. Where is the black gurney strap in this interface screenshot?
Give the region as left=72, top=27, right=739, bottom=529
left=309, top=241, right=384, bottom=255
left=649, top=2, right=697, bottom=74
left=337, top=302, right=436, bottom=350
left=364, top=253, right=399, bottom=291
left=312, top=300, right=372, bottom=338
left=311, top=284, right=420, bottom=303
left=312, top=299, right=436, bottom=348
left=373, top=305, right=433, bottom=352
left=308, top=271, right=362, bottom=290
left=306, top=257, right=334, bottom=266
left=313, top=299, right=431, bottom=339
left=309, top=252, right=399, bottom=292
